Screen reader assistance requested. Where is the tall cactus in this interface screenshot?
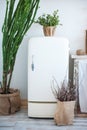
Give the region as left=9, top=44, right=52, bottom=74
left=1, top=0, right=40, bottom=94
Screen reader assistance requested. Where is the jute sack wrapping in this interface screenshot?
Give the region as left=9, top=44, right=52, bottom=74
left=54, top=100, right=75, bottom=125
left=43, top=26, right=56, bottom=36
left=0, top=89, right=21, bottom=115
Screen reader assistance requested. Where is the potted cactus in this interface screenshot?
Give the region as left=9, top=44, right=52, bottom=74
left=0, top=0, right=40, bottom=115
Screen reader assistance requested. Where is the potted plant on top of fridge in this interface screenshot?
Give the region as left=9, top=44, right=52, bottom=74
left=0, top=0, right=40, bottom=115
left=51, top=76, right=76, bottom=125
left=35, top=10, right=61, bottom=36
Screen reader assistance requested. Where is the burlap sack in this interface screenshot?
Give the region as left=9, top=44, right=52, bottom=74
left=43, top=26, right=56, bottom=36
left=54, top=100, right=75, bottom=125
left=0, top=89, right=21, bottom=115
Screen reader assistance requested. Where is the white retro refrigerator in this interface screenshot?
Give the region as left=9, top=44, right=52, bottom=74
left=28, top=37, right=69, bottom=118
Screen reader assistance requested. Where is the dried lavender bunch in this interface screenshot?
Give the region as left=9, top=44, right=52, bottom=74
left=51, top=77, right=76, bottom=101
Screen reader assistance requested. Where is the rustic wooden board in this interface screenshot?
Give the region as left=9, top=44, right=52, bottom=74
left=85, top=30, right=87, bottom=54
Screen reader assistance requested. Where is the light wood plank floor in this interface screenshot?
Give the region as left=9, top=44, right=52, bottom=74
left=0, top=108, right=87, bottom=130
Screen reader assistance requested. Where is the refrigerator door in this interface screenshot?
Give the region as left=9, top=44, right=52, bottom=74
left=28, top=37, right=69, bottom=117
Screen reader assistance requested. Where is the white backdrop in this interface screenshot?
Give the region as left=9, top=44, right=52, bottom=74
left=0, top=0, right=87, bottom=99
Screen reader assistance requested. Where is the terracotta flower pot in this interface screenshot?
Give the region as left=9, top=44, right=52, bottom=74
left=54, top=100, right=75, bottom=125
left=0, top=88, right=21, bottom=115
left=43, top=26, right=56, bottom=36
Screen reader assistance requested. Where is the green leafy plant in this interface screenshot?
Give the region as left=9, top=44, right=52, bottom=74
left=35, top=10, right=61, bottom=26
left=0, top=0, right=40, bottom=94
left=51, top=77, right=76, bottom=101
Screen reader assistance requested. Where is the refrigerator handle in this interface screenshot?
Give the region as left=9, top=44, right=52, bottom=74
left=31, top=55, right=34, bottom=71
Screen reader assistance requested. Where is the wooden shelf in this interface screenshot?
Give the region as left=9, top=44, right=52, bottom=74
left=71, top=55, right=87, bottom=59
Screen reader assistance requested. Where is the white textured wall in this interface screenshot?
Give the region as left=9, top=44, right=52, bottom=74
left=0, top=0, right=87, bottom=99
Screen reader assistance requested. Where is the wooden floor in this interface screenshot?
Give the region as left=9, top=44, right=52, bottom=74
left=0, top=108, right=87, bottom=130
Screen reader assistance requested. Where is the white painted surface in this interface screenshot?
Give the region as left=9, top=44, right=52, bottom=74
left=28, top=37, right=69, bottom=101
left=0, top=0, right=87, bottom=99
left=28, top=37, right=69, bottom=117
left=72, top=55, right=87, bottom=59
left=28, top=102, right=57, bottom=118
